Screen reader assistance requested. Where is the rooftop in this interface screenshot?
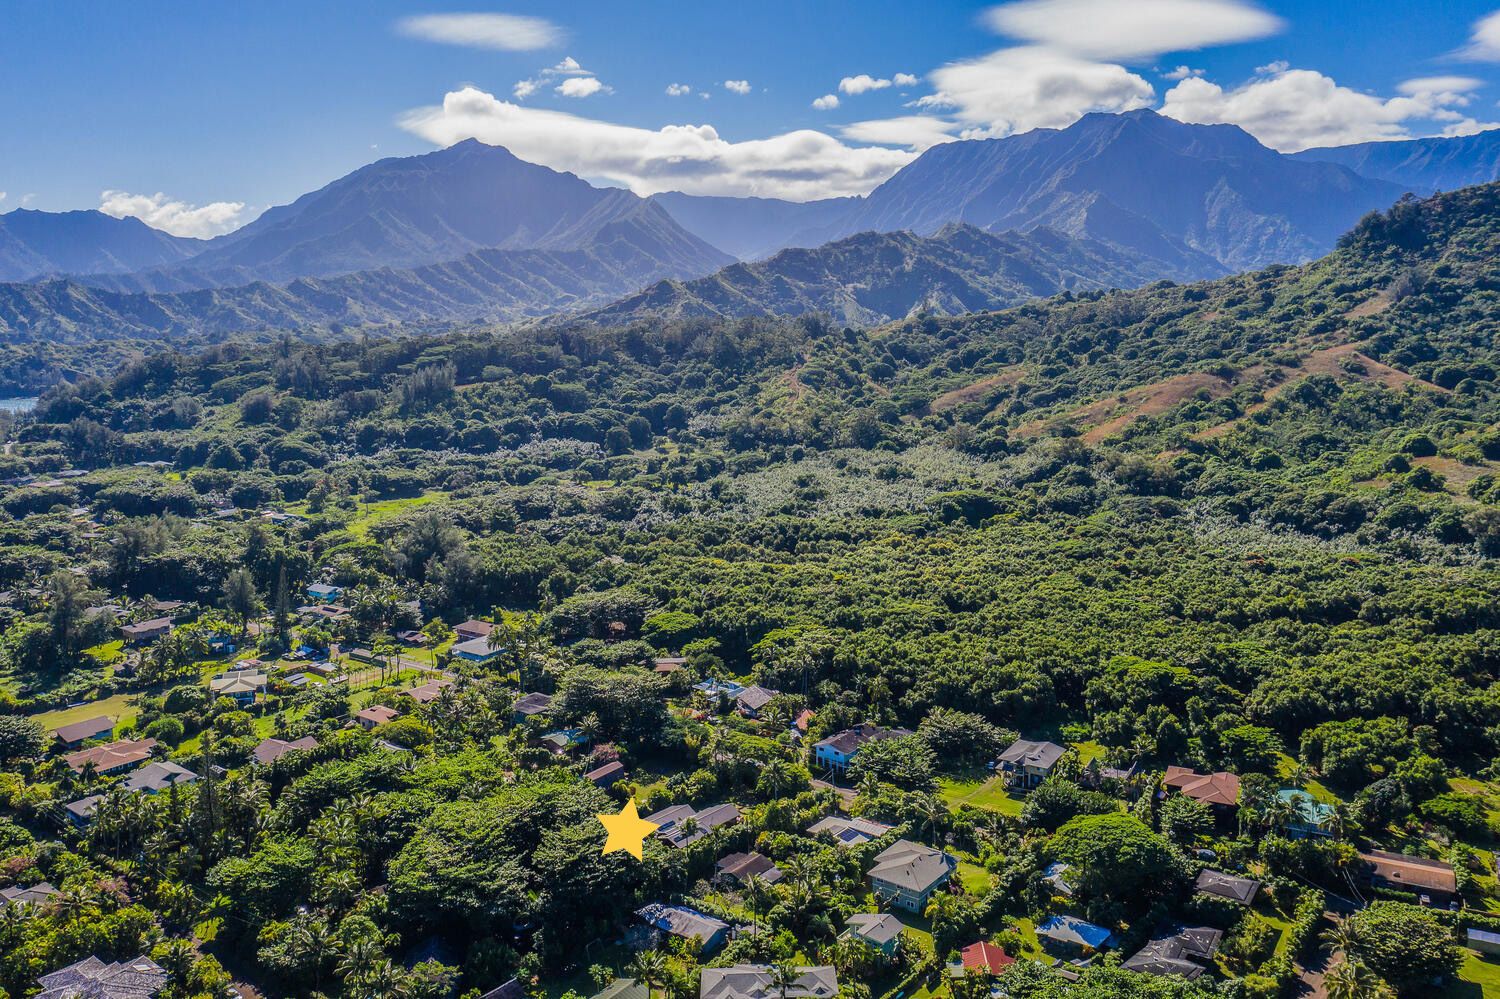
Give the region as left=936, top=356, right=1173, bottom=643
left=700, top=965, right=838, bottom=999
left=867, top=839, right=955, bottom=893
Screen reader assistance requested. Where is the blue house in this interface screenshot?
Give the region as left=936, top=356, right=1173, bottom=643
left=1279, top=790, right=1336, bottom=838
left=812, top=724, right=912, bottom=778
left=1036, top=915, right=1115, bottom=955
left=306, top=582, right=343, bottom=602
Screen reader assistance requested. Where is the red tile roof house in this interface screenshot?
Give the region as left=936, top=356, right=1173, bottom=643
left=1163, top=766, right=1241, bottom=814
left=957, top=941, right=1015, bottom=977
left=63, top=738, right=158, bottom=776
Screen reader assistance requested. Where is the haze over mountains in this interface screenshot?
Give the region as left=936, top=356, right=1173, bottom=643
left=2, top=110, right=1498, bottom=341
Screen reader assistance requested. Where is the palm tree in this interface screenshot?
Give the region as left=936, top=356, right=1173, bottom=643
left=336, top=936, right=384, bottom=991
left=1324, top=958, right=1391, bottom=999
left=745, top=874, right=774, bottom=938
left=769, top=961, right=801, bottom=999
left=631, top=949, right=666, bottom=999
left=1321, top=918, right=1359, bottom=958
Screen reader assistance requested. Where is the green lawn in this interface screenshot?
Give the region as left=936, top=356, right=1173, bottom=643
left=955, top=860, right=992, bottom=895
left=1438, top=950, right=1500, bottom=998
left=29, top=692, right=139, bottom=733
left=938, top=775, right=1024, bottom=816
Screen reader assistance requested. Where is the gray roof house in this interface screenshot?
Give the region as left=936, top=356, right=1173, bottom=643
left=700, top=966, right=838, bottom=999
left=996, top=739, right=1067, bottom=789
left=1194, top=869, right=1261, bottom=905
left=252, top=735, right=319, bottom=766
left=636, top=903, right=731, bottom=952
left=52, top=716, right=115, bottom=748
left=841, top=912, right=904, bottom=954
left=1, top=882, right=57, bottom=909
left=807, top=815, right=893, bottom=847
left=1120, top=926, right=1224, bottom=980
left=867, top=839, right=957, bottom=913
left=646, top=802, right=741, bottom=847
left=35, top=954, right=168, bottom=999
left=734, top=685, right=779, bottom=717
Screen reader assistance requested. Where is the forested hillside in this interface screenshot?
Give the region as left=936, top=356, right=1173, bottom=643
left=0, top=184, right=1494, bottom=998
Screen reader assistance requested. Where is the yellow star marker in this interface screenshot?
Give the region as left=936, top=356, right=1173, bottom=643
left=597, top=799, right=660, bottom=859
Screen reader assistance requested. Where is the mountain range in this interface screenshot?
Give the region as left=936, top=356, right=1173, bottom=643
left=2, top=111, right=1498, bottom=343
left=1294, top=128, right=1500, bottom=193
left=583, top=223, right=1165, bottom=326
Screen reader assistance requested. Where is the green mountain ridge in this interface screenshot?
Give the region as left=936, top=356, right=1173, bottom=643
left=581, top=223, right=1172, bottom=326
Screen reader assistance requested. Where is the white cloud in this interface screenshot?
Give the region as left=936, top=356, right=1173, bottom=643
left=1398, top=76, right=1482, bottom=100
left=395, top=13, right=563, bottom=51
left=1162, top=67, right=1493, bottom=151
left=398, top=86, right=916, bottom=200
left=812, top=94, right=840, bottom=110
left=548, top=56, right=588, bottom=76
left=99, top=190, right=246, bottom=238
left=840, top=74, right=892, bottom=95
left=919, top=46, right=1155, bottom=136
left=1458, top=10, right=1500, bottom=61
left=724, top=80, right=751, bottom=95
left=983, top=0, right=1282, bottom=61
left=0, top=192, right=6, bottom=205
left=1163, top=65, right=1204, bottom=80
left=19, top=195, right=35, bottom=208
left=666, top=83, right=692, bottom=97
left=840, top=116, right=959, bottom=150
left=1255, top=60, right=1290, bottom=75
left=893, top=72, right=919, bottom=87
left=556, top=76, right=607, bottom=98
left=513, top=79, right=540, bottom=100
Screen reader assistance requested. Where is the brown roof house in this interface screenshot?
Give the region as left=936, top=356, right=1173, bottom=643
left=1163, top=767, right=1241, bottom=813
left=64, top=738, right=157, bottom=776
left=52, top=715, right=114, bottom=749
left=1359, top=850, right=1458, bottom=906
left=120, top=617, right=172, bottom=645
left=252, top=735, right=319, bottom=766
left=355, top=705, right=401, bottom=729
left=715, top=851, right=783, bottom=886
left=455, top=619, right=494, bottom=642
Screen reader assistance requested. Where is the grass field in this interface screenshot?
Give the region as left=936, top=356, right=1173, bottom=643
left=28, top=692, right=138, bottom=733
left=938, top=775, right=1023, bottom=816
left=1439, top=950, right=1500, bottom=998
left=955, top=860, right=992, bottom=894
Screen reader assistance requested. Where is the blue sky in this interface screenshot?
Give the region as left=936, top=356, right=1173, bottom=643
left=4, top=0, right=1500, bottom=235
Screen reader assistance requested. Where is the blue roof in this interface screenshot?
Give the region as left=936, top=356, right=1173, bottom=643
left=1279, top=789, right=1335, bottom=825
left=1037, top=915, right=1113, bottom=949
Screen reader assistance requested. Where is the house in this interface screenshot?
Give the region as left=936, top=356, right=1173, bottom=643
left=635, top=903, right=731, bottom=952
left=592, top=980, right=648, bottom=999
left=52, top=715, right=114, bottom=749
left=539, top=729, right=589, bottom=754
left=35, top=954, right=168, bottom=999
left=586, top=761, right=627, bottom=788
left=306, top=582, right=344, bottom=602
left=299, top=603, right=350, bottom=621
left=1, top=882, right=57, bottom=909
left=1194, top=869, right=1261, bottom=906
left=795, top=709, right=814, bottom=734
left=66, top=761, right=198, bottom=826
left=1035, top=915, right=1114, bottom=955
left=715, top=851, right=783, bottom=886
left=995, top=739, right=1066, bottom=790
left=1469, top=929, right=1500, bottom=955
left=454, top=619, right=494, bottom=642
left=452, top=636, right=501, bottom=663
left=355, top=705, right=401, bottom=729
left=867, top=839, right=957, bottom=913
left=735, top=685, right=779, bottom=718
left=407, top=678, right=453, bottom=704
left=64, top=738, right=157, bottom=776
left=813, top=724, right=913, bottom=778
left=693, top=678, right=745, bottom=704
left=1359, top=850, right=1458, bottom=906
left=1163, top=767, right=1241, bottom=812
left=252, top=735, right=319, bottom=766
left=395, top=630, right=427, bottom=645
left=1278, top=789, right=1336, bottom=838
left=478, top=980, right=526, bottom=999
left=210, top=669, right=267, bottom=705
left=512, top=692, right=553, bottom=722
left=807, top=815, right=892, bottom=847
left=1120, top=926, right=1223, bottom=980
left=652, top=657, right=687, bottom=674
left=120, top=617, right=172, bottom=644
left=646, top=802, right=741, bottom=847
left=958, top=941, right=1015, bottom=976
left=700, top=966, right=837, bottom=999
left=841, top=913, right=904, bottom=955
left=1042, top=861, right=1076, bottom=897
